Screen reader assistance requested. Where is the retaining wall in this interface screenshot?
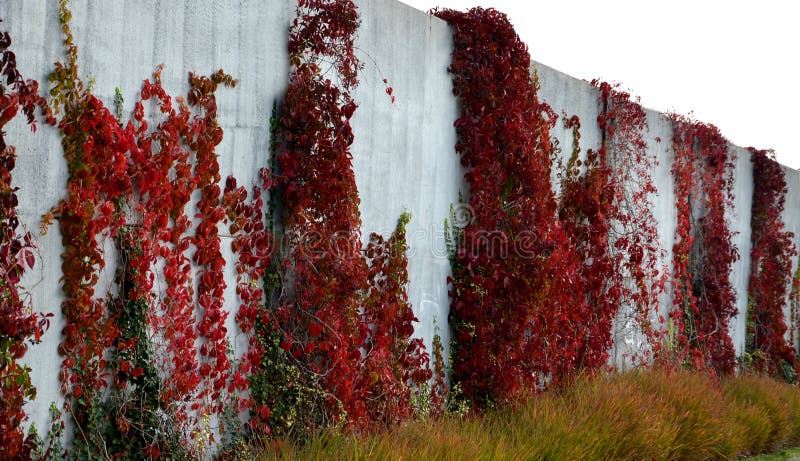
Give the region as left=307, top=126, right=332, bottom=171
left=0, top=0, right=797, bottom=433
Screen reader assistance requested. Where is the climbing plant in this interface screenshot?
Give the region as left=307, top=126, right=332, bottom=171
left=669, top=117, right=738, bottom=374
left=557, top=81, right=664, bottom=371
left=436, top=7, right=588, bottom=405
left=0, top=20, right=51, bottom=461
left=789, top=265, right=800, bottom=352
left=13, top=1, right=800, bottom=455
left=47, top=3, right=138, bottom=448
left=222, top=170, right=275, bottom=434
left=360, top=213, right=431, bottom=426
left=747, top=147, right=798, bottom=381
left=240, top=0, right=429, bottom=436
left=270, top=0, right=370, bottom=431
left=44, top=1, right=239, bottom=456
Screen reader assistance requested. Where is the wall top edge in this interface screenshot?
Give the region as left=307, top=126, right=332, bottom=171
left=529, top=59, right=796, bottom=174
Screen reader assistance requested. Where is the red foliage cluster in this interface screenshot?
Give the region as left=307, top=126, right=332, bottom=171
left=186, top=71, right=237, bottom=416
left=669, top=118, right=738, bottom=374
left=275, top=0, right=368, bottom=427
left=360, top=214, right=430, bottom=425
left=133, top=69, right=237, bottom=425
left=691, top=122, right=738, bottom=374
left=558, top=82, right=663, bottom=370
left=428, top=328, right=448, bottom=419
left=269, top=0, right=429, bottom=430
left=669, top=119, right=698, bottom=364
left=435, top=7, right=589, bottom=404
left=558, top=120, right=619, bottom=370
left=47, top=2, right=239, bottom=450
left=131, top=69, right=201, bottom=422
left=594, top=83, right=664, bottom=328
left=222, top=171, right=274, bottom=422
left=48, top=16, right=137, bottom=425
left=748, top=148, right=798, bottom=377
left=0, top=23, right=51, bottom=460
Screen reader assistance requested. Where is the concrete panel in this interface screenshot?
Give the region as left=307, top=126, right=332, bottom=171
left=351, top=0, right=461, bottom=359
left=611, top=108, right=679, bottom=364
left=729, top=146, right=755, bottom=355
left=535, top=61, right=602, bottom=196
left=646, top=109, right=679, bottom=326
left=781, top=165, right=800, bottom=347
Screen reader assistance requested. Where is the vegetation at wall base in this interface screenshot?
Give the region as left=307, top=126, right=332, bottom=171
left=249, top=368, right=800, bottom=461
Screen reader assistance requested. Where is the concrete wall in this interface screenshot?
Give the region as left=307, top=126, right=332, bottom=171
left=1, top=0, right=798, bottom=435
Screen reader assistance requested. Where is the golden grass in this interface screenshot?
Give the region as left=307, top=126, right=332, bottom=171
left=250, top=369, right=800, bottom=461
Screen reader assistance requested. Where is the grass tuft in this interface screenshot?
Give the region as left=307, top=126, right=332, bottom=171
left=248, top=368, right=800, bottom=461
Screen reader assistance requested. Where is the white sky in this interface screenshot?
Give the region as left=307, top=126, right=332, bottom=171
left=397, top=0, right=800, bottom=169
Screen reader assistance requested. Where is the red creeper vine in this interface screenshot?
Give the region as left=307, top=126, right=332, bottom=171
left=436, top=7, right=588, bottom=404
left=0, top=21, right=51, bottom=461
left=558, top=82, right=664, bottom=371
left=261, top=0, right=430, bottom=433
left=747, top=147, right=798, bottom=380
left=669, top=117, right=738, bottom=374
left=46, top=1, right=239, bottom=455
left=360, top=213, right=431, bottom=425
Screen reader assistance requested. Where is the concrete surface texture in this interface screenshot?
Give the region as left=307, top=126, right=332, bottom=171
left=0, top=0, right=798, bottom=435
